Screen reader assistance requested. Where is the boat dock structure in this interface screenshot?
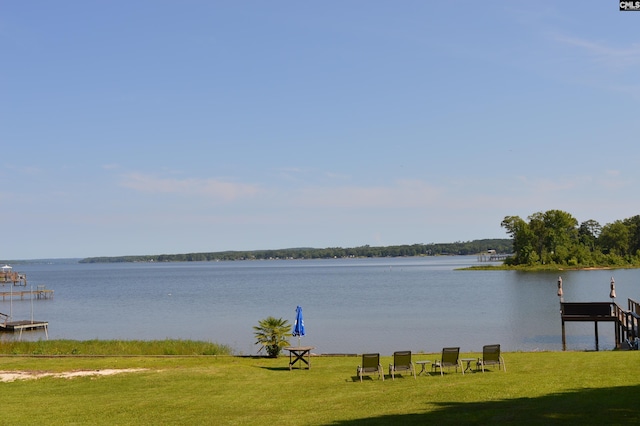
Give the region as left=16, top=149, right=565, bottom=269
left=558, top=277, right=640, bottom=351
left=0, top=286, right=54, bottom=300
left=0, top=312, right=49, bottom=339
left=0, top=265, right=52, bottom=339
left=0, top=264, right=28, bottom=286
left=477, top=250, right=510, bottom=262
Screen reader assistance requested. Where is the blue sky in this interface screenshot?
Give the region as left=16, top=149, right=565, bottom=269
left=2, top=1, right=639, bottom=259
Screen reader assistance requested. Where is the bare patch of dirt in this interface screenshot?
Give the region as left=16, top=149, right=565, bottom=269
left=0, top=368, right=148, bottom=382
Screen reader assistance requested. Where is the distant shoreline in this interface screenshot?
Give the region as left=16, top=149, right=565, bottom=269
left=76, top=239, right=513, bottom=264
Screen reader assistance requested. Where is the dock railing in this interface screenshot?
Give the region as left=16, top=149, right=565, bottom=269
left=560, top=300, right=640, bottom=350
left=625, top=299, right=640, bottom=343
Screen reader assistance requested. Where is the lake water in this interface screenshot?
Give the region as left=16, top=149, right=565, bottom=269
left=2, top=257, right=639, bottom=355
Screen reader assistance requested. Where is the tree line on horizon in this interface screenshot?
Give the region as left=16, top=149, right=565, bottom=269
left=501, top=210, right=640, bottom=267
left=78, top=239, right=513, bottom=263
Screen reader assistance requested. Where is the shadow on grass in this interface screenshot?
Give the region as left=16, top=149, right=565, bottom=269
left=236, top=355, right=275, bottom=359
left=348, top=376, right=387, bottom=382
left=258, top=366, right=296, bottom=371
left=349, top=372, right=428, bottom=382
left=328, top=385, right=640, bottom=425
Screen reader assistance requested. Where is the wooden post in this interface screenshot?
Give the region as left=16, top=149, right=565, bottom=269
left=562, top=319, right=566, bottom=351
left=595, top=322, right=599, bottom=351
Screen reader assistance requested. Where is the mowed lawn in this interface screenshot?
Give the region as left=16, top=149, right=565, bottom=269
left=1, top=350, right=639, bottom=425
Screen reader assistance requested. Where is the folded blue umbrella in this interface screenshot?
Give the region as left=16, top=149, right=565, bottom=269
left=293, top=305, right=305, bottom=345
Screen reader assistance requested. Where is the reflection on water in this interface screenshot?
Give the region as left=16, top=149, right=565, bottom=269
left=2, top=257, right=638, bottom=354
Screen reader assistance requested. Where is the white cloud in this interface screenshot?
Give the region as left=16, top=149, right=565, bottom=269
left=119, top=173, right=260, bottom=201
left=553, top=34, right=640, bottom=71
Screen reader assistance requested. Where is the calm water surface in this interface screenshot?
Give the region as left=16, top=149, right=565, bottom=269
left=3, top=257, right=639, bottom=355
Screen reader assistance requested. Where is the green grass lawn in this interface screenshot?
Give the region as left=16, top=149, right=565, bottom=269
left=1, top=346, right=639, bottom=425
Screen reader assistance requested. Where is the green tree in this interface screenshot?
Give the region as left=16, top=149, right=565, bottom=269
left=623, top=215, right=640, bottom=256
left=527, top=212, right=547, bottom=261
left=578, top=219, right=602, bottom=252
left=500, top=210, right=640, bottom=267
left=253, top=316, right=292, bottom=357
left=599, top=220, right=630, bottom=256
left=541, top=210, right=578, bottom=263
left=501, top=215, right=537, bottom=265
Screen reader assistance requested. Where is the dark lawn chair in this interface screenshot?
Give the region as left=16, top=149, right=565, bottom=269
left=432, top=347, right=461, bottom=376
left=476, top=344, right=506, bottom=372
left=389, top=350, right=416, bottom=380
left=357, top=353, right=384, bottom=381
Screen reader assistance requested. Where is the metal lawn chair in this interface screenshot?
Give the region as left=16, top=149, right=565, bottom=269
left=389, top=350, right=416, bottom=380
left=432, top=347, right=461, bottom=375
left=357, top=353, right=384, bottom=381
left=476, top=344, right=506, bottom=372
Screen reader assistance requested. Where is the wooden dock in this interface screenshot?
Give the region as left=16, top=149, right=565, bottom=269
left=0, top=312, right=49, bottom=339
left=0, top=267, right=53, bottom=299
left=0, top=267, right=51, bottom=340
left=0, top=320, right=49, bottom=333
left=560, top=298, right=640, bottom=351
left=0, top=287, right=54, bottom=300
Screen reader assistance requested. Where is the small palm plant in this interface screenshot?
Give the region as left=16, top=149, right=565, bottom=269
left=253, top=316, right=292, bottom=357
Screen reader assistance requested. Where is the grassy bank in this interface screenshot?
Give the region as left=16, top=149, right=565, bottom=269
left=0, top=339, right=233, bottom=356
left=1, top=343, right=639, bottom=425
left=462, top=264, right=640, bottom=271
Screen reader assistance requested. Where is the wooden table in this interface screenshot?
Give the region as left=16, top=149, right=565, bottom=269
left=284, top=346, right=315, bottom=370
